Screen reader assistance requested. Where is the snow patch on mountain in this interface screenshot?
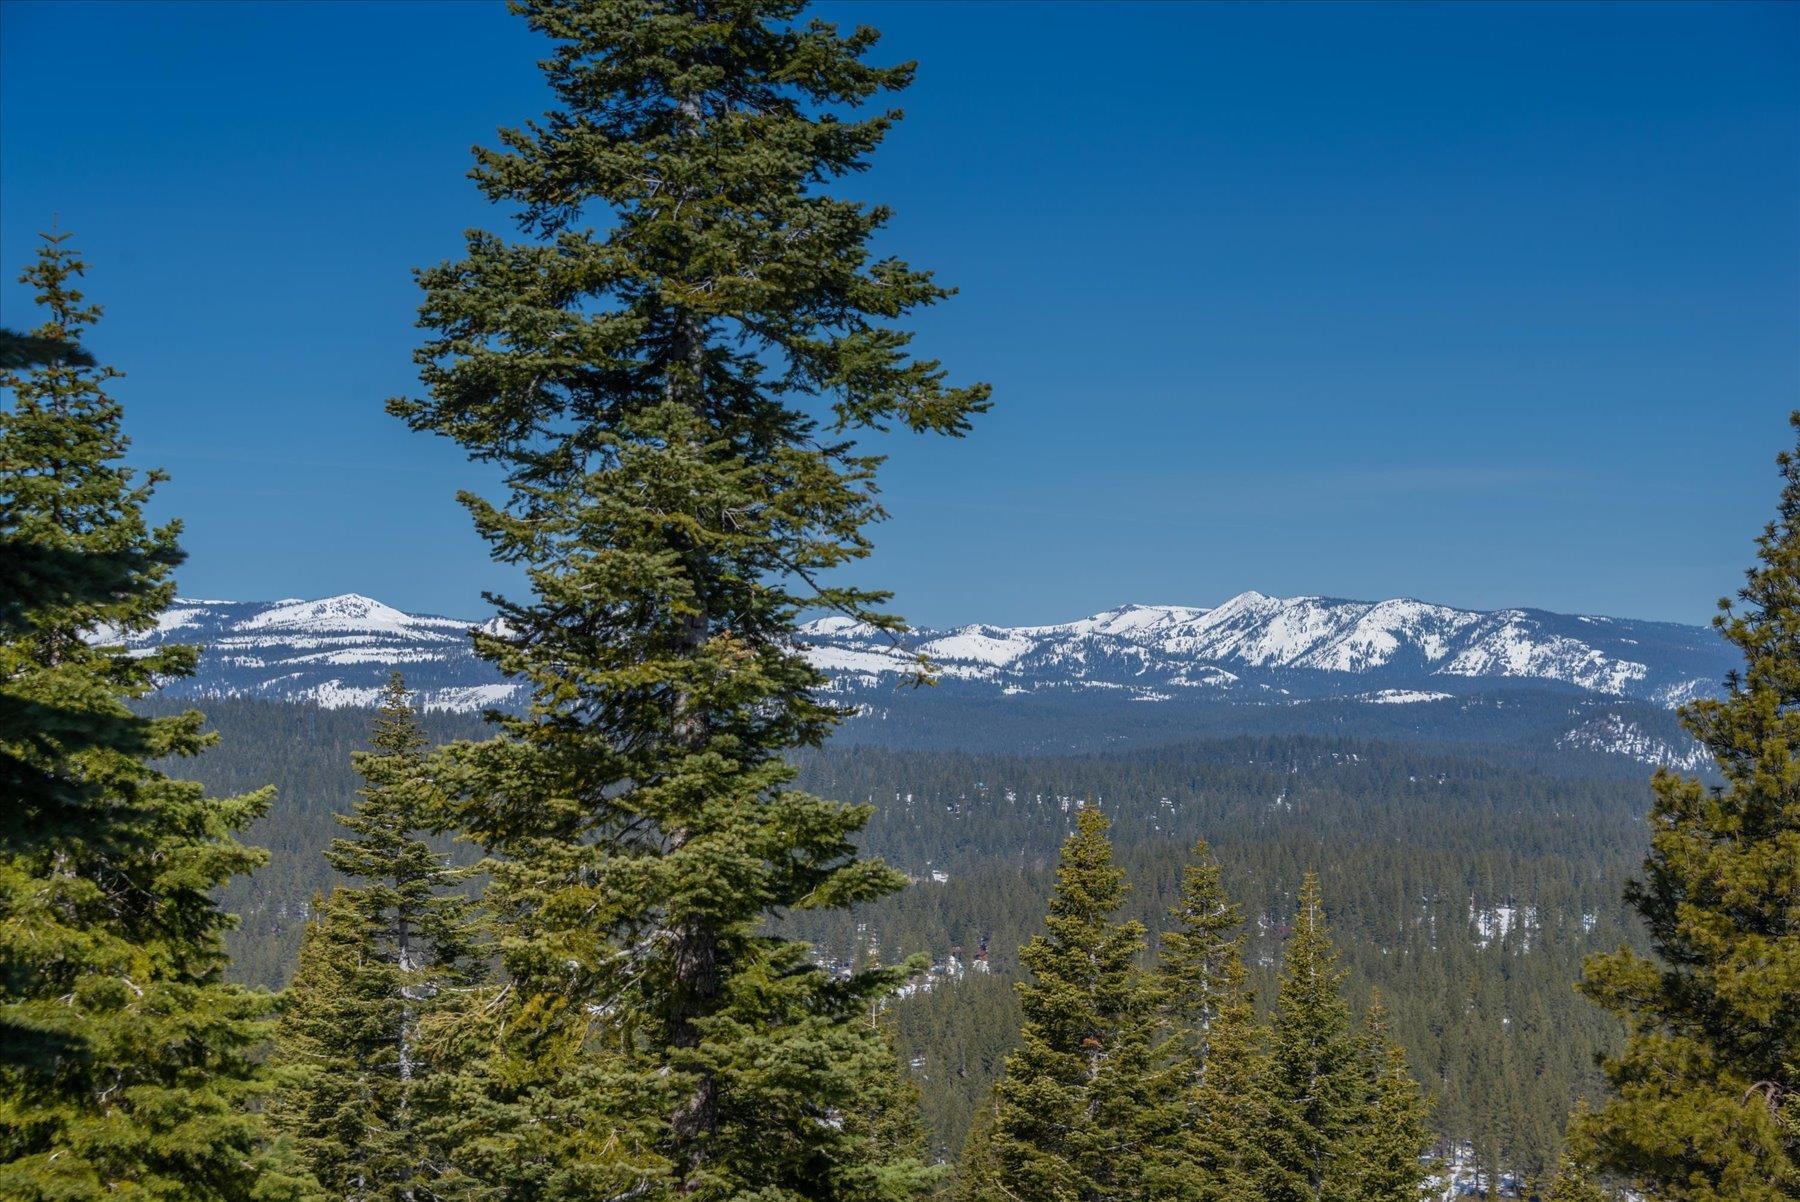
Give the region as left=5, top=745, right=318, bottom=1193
left=125, top=591, right=1731, bottom=714
left=1358, top=689, right=1454, bottom=705
left=1557, top=713, right=1711, bottom=771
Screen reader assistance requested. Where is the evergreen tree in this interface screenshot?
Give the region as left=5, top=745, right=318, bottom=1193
left=267, top=674, right=479, bottom=1200
left=842, top=1016, right=933, bottom=1186
left=1546, top=1133, right=1613, bottom=1202
left=1159, top=867, right=1288, bottom=1202
left=1267, top=874, right=1365, bottom=1202
left=0, top=233, right=284, bottom=1199
left=975, top=807, right=1168, bottom=1202
left=950, top=1099, right=1003, bottom=1202
left=1188, top=964, right=1288, bottom=1202
left=1157, top=838, right=1241, bottom=1068
left=1340, top=996, right=1432, bottom=1202
left=1570, top=415, right=1800, bottom=1201
left=387, top=1, right=987, bottom=1197
left=0, top=326, right=92, bottom=371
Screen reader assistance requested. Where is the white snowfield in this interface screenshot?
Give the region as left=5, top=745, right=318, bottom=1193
left=794, top=591, right=1725, bottom=707
left=126, top=590, right=1728, bottom=721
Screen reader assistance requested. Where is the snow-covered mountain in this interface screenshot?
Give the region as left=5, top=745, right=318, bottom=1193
left=125, top=595, right=518, bottom=713
left=126, top=590, right=1732, bottom=718
left=801, top=591, right=1729, bottom=708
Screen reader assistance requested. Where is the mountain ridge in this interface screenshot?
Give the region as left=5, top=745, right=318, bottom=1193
left=123, top=589, right=1732, bottom=717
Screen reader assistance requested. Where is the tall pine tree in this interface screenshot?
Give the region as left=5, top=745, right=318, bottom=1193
left=387, top=2, right=987, bottom=1197
left=1153, top=842, right=1283, bottom=1202
left=267, top=674, right=480, bottom=1200
left=969, top=807, right=1170, bottom=1202
left=0, top=233, right=284, bottom=1199
left=1183, top=961, right=1287, bottom=1202
left=1340, top=995, right=1432, bottom=1202
left=1266, top=873, right=1365, bottom=1202
left=1570, top=415, right=1800, bottom=1201
left=1157, top=839, right=1241, bottom=1069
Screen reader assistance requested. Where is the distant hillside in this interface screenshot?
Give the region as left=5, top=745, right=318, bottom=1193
left=123, top=590, right=1730, bottom=770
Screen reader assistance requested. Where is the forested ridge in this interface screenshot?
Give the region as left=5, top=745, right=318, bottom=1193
left=167, top=696, right=1645, bottom=1185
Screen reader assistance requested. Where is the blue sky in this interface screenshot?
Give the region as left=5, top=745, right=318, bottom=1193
left=2, top=1, right=1795, bottom=628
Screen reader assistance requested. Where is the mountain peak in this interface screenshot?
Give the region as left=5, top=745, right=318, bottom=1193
left=235, top=593, right=415, bottom=632
left=131, top=590, right=1730, bottom=714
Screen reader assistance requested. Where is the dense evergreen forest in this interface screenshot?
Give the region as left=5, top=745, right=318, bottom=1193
left=169, top=695, right=1646, bottom=1184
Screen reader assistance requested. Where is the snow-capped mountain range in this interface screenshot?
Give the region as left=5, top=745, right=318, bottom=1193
left=126, top=595, right=516, bottom=713
left=802, top=592, right=1729, bottom=708
left=125, top=590, right=1732, bottom=716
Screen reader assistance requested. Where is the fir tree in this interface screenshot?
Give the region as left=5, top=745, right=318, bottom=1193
left=975, top=807, right=1169, bottom=1202
left=1266, top=874, right=1365, bottom=1202
left=267, top=674, right=479, bottom=1200
left=1340, top=995, right=1432, bottom=1202
left=0, top=233, right=283, bottom=1199
left=1145, top=837, right=1273, bottom=1201
left=951, top=1100, right=1004, bottom=1202
left=1157, top=838, right=1241, bottom=1068
left=0, top=326, right=93, bottom=371
left=1570, top=415, right=1800, bottom=1201
left=387, top=1, right=987, bottom=1197
left=1546, top=1117, right=1614, bottom=1202
left=842, top=1016, right=933, bottom=1186
left=1188, top=964, right=1288, bottom=1202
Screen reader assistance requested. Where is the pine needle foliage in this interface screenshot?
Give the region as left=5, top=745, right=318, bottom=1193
left=1570, top=414, right=1800, bottom=1202
left=386, top=2, right=988, bottom=1197
left=1339, top=996, right=1433, bottom=1202
left=972, top=807, right=1172, bottom=1202
left=0, top=233, right=283, bottom=1200
left=1157, top=839, right=1242, bottom=1069
left=1151, top=841, right=1283, bottom=1202
left=1266, top=873, right=1366, bottom=1202
left=1180, top=959, right=1285, bottom=1202
left=267, top=674, right=481, bottom=1200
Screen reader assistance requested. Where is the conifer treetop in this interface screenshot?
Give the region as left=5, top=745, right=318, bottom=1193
left=1574, top=413, right=1800, bottom=1201
left=1, top=232, right=284, bottom=1202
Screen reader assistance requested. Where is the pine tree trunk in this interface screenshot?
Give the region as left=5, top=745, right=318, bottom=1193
left=667, top=284, right=722, bottom=1177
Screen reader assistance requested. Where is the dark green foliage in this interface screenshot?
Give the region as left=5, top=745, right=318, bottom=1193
left=785, top=738, right=1636, bottom=1173
left=1154, top=851, right=1282, bottom=1202
left=949, top=1099, right=1001, bottom=1202
left=1545, top=1113, right=1617, bottom=1202
left=266, top=676, right=481, bottom=1200
left=209, top=710, right=1645, bottom=1177
left=1340, top=997, right=1433, bottom=1202
left=0, top=235, right=282, bottom=1199
left=1266, top=874, right=1367, bottom=1202
left=1157, top=839, right=1241, bottom=1066
left=1571, top=415, right=1800, bottom=1201
left=971, top=807, right=1175, bottom=1202
left=1181, top=962, right=1284, bottom=1202
left=843, top=1014, right=933, bottom=1178
left=1546, top=1106, right=1616, bottom=1202
left=386, top=1, right=986, bottom=1196
left=0, top=325, right=94, bottom=371
left=960, top=823, right=1432, bottom=1201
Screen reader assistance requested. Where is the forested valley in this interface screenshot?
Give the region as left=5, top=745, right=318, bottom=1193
left=184, top=696, right=1651, bottom=1186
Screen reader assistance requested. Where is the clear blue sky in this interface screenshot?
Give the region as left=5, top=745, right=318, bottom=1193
left=3, top=1, right=1795, bottom=628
